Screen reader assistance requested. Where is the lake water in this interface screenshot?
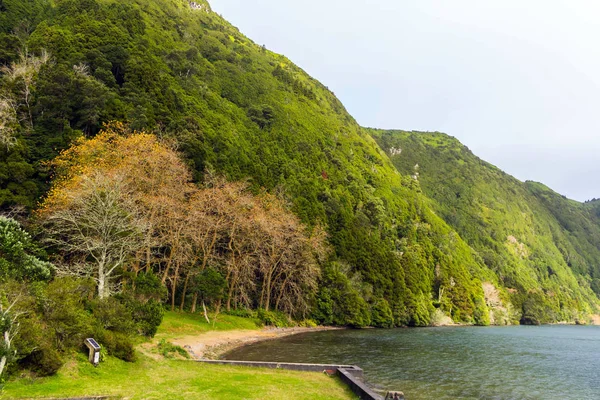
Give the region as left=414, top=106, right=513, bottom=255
left=224, top=326, right=600, bottom=399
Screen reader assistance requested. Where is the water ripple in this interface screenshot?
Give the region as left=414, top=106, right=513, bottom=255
left=224, top=325, right=600, bottom=400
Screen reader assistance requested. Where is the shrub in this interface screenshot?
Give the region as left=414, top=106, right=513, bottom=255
left=22, top=346, right=63, bottom=377
left=94, top=329, right=135, bottom=362
left=132, top=299, right=164, bottom=337
left=257, top=309, right=291, bottom=327
left=116, top=294, right=164, bottom=337
left=89, top=297, right=136, bottom=334
left=157, top=339, right=189, bottom=359
left=298, top=319, right=317, bottom=328
left=133, top=272, right=167, bottom=302
left=40, top=278, right=95, bottom=350
left=224, top=309, right=257, bottom=319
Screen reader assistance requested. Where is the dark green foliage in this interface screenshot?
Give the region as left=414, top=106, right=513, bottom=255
left=39, top=278, right=95, bottom=351
left=132, top=272, right=167, bottom=302
left=93, top=329, right=135, bottom=362
left=0, top=216, right=53, bottom=282
left=193, top=267, right=226, bottom=304
left=20, top=345, right=63, bottom=377
left=370, top=297, right=394, bottom=328
left=118, top=295, right=164, bottom=337
left=89, top=297, right=137, bottom=334
left=313, top=263, right=372, bottom=328
left=247, top=105, right=274, bottom=129
left=256, top=309, right=292, bottom=328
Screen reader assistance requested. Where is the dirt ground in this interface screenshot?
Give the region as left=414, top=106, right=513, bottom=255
left=172, top=326, right=341, bottom=360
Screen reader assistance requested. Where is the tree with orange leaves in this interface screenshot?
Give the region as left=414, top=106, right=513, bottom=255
left=38, top=122, right=327, bottom=317
left=37, top=123, right=194, bottom=299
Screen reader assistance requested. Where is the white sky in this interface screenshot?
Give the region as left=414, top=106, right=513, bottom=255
left=210, top=0, right=600, bottom=202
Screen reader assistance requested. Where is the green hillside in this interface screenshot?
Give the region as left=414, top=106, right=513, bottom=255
left=369, top=129, right=600, bottom=324
left=1, top=0, right=598, bottom=347
left=0, top=0, right=497, bottom=330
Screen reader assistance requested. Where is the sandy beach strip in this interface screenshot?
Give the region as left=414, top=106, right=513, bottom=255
left=172, top=326, right=342, bottom=360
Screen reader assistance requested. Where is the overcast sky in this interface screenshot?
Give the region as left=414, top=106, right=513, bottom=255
left=211, top=0, right=600, bottom=202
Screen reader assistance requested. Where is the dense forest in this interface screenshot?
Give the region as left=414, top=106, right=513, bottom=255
left=0, top=0, right=598, bottom=381
left=369, top=129, right=600, bottom=325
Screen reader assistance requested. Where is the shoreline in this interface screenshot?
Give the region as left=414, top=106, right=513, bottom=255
left=172, top=326, right=343, bottom=360
left=172, top=314, right=600, bottom=360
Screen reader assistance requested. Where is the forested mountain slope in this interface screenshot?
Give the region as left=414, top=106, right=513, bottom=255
left=0, top=0, right=597, bottom=327
left=0, top=0, right=498, bottom=327
left=369, top=129, right=600, bottom=324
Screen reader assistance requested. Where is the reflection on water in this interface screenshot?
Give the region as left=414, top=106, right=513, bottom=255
left=224, top=325, right=600, bottom=400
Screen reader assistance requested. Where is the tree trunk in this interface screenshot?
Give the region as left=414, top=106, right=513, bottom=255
left=215, top=298, right=221, bottom=315
left=98, top=270, right=106, bottom=299
left=264, top=267, right=275, bottom=312
left=227, top=274, right=239, bottom=312
left=171, top=275, right=177, bottom=312
left=180, top=272, right=191, bottom=311
left=191, top=293, right=198, bottom=313
left=1, top=330, right=11, bottom=378
left=202, top=301, right=210, bottom=324
left=275, top=276, right=290, bottom=311
left=0, top=355, right=6, bottom=378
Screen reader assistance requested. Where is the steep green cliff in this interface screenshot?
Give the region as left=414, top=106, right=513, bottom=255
left=369, top=129, right=599, bottom=323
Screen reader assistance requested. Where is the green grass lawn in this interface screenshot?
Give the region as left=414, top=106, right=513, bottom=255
left=3, top=353, right=355, bottom=400
left=155, top=311, right=262, bottom=340
left=3, top=312, right=356, bottom=399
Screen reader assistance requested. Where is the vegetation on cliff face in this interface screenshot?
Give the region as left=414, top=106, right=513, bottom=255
left=369, top=129, right=599, bottom=325
left=1, top=0, right=493, bottom=334
left=0, top=0, right=599, bottom=382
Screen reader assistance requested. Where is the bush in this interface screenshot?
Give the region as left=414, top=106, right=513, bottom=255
left=257, top=309, right=291, bottom=327
left=133, top=299, right=164, bottom=337
left=89, top=297, right=136, bottom=334
left=133, top=272, right=167, bottom=302
left=40, top=278, right=95, bottom=350
left=298, top=319, right=317, bottom=328
left=94, top=329, right=135, bottom=362
left=22, top=346, right=63, bottom=377
left=117, top=295, right=164, bottom=337
left=224, top=309, right=257, bottom=319
left=157, top=339, right=189, bottom=359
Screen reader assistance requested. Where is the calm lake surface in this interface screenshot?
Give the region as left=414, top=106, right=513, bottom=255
left=224, top=326, right=600, bottom=399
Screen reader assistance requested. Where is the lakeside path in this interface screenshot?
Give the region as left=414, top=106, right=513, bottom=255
left=172, top=326, right=342, bottom=359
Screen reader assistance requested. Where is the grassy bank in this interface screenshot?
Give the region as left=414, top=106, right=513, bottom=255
left=2, top=353, right=354, bottom=399
left=2, top=312, right=355, bottom=400
left=155, top=311, right=262, bottom=340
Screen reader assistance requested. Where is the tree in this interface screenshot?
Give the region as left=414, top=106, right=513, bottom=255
left=39, top=172, right=146, bottom=299
left=0, top=97, right=18, bottom=149
left=38, top=124, right=193, bottom=299
left=1, top=48, right=49, bottom=131
left=254, top=194, right=325, bottom=316
left=0, top=294, right=22, bottom=379
left=0, top=215, right=53, bottom=282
